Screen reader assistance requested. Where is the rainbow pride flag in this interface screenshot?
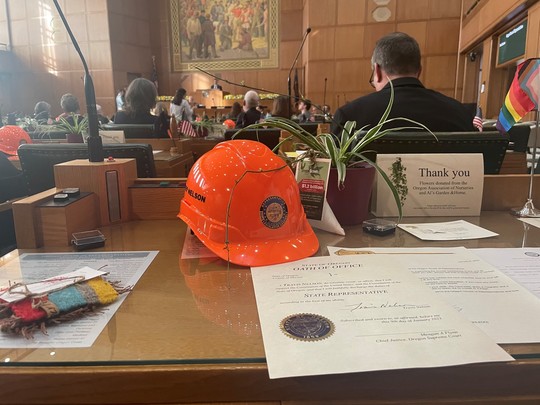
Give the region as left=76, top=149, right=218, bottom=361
left=496, top=58, right=540, bottom=133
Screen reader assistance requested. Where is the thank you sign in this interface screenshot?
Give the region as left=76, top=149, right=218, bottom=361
left=372, top=154, right=484, bottom=217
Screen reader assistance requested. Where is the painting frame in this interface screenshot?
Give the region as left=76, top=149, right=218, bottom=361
left=169, top=0, right=279, bottom=72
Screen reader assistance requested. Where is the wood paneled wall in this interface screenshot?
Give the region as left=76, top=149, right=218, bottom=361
left=302, top=0, right=463, bottom=115
left=458, top=0, right=540, bottom=119
left=0, top=0, right=114, bottom=117
left=107, top=0, right=161, bottom=115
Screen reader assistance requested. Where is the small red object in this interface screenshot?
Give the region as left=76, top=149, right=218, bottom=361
left=107, top=156, right=115, bottom=162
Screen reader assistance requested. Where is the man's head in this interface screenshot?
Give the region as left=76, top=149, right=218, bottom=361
left=299, top=99, right=311, bottom=112
left=244, top=90, right=259, bottom=109
left=370, top=32, right=421, bottom=91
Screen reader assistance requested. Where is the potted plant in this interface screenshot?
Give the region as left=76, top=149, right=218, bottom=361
left=51, top=114, right=89, bottom=143
left=238, top=83, right=432, bottom=224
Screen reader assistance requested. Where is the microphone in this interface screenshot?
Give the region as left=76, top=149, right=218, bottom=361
left=52, top=0, right=103, bottom=162
left=287, top=27, right=311, bottom=117
left=323, top=77, right=327, bottom=122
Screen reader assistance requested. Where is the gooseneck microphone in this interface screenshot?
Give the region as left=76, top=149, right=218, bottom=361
left=52, top=0, right=103, bottom=162
left=287, top=27, right=311, bottom=117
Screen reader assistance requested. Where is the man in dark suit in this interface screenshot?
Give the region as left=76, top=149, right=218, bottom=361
left=210, top=79, right=223, bottom=90
left=235, top=90, right=262, bottom=129
left=331, top=32, right=474, bottom=135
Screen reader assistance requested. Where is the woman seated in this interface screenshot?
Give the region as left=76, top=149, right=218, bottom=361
left=226, top=101, right=242, bottom=122
left=33, top=101, right=52, bottom=124
left=114, top=78, right=167, bottom=138
left=56, top=93, right=84, bottom=126
left=268, top=95, right=290, bottom=119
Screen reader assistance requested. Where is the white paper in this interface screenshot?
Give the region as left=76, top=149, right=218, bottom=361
left=0, top=251, right=158, bottom=348
left=472, top=248, right=540, bottom=298
left=398, top=220, right=498, bottom=240
left=519, top=217, right=540, bottom=229
left=251, top=255, right=512, bottom=379
left=328, top=246, right=540, bottom=343
left=372, top=154, right=484, bottom=217
left=0, top=266, right=107, bottom=303
left=308, top=199, right=345, bottom=236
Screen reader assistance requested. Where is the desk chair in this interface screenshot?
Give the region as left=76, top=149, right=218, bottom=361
left=365, top=131, right=509, bottom=174
left=102, top=123, right=157, bottom=139
left=507, top=124, right=530, bottom=153
left=17, top=143, right=156, bottom=195
left=224, top=128, right=282, bottom=151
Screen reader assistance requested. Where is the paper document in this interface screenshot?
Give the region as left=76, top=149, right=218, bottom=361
left=519, top=218, right=540, bottom=229
left=398, top=220, right=498, bottom=240
left=472, top=248, right=540, bottom=298
left=251, top=255, right=512, bottom=379
left=328, top=247, right=540, bottom=343
left=0, top=251, right=158, bottom=348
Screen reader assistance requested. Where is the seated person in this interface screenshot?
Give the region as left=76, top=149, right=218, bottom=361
left=33, top=101, right=52, bottom=124
left=154, top=101, right=170, bottom=134
left=297, top=99, right=312, bottom=123
left=268, top=95, right=290, bottom=119
left=114, top=78, right=168, bottom=138
left=235, top=90, right=261, bottom=129
left=96, top=104, right=110, bottom=124
left=331, top=32, right=475, bottom=135
left=226, top=101, right=242, bottom=121
left=56, top=93, right=84, bottom=126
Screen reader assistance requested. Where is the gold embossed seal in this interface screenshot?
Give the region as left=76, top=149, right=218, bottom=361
left=280, top=313, right=335, bottom=342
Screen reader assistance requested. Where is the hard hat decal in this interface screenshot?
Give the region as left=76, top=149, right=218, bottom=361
left=186, top=186, right=206, bottom=203
left=260, top=196, right=288, bottom=229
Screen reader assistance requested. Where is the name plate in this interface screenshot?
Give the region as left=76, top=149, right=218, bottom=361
left=371, top=154, right=484, bottom=217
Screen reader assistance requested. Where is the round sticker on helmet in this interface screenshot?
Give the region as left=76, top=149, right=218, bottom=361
left=260, top=196, right=288, bottom=229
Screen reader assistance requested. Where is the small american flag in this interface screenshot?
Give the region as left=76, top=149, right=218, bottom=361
left=179, top=120, right=197, bottom=137
left=473, top=106, right=483, bottom=132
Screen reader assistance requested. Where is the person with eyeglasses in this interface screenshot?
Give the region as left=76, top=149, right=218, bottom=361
left=331, top=32, right=474, bottom=135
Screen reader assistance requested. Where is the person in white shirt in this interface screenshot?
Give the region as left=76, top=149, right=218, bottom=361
left=170, top=88, right=193, bottom=121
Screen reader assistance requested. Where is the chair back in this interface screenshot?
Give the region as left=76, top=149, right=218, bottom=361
left=224, top=128, right=282, bottom=151
left=17, top=143, right=156, bottom=195
left=507, top=124, right=530, bottom=152
left=365, top=131, right=509, bottom=174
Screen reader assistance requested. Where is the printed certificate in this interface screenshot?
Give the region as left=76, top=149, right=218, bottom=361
left=328, top=247, right=540, bottom=343
left=251, top=255, right=512, bottom=379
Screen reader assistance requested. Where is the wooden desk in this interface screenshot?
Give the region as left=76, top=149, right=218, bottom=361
left=153, top=150, right=194, bottom=178
left=1, top=211, right=540, bottom=404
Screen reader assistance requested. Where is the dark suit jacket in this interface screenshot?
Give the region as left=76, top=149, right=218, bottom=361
left=235, top=107, right=262, bottom=129
left=331, top=77, right=475, bottom=135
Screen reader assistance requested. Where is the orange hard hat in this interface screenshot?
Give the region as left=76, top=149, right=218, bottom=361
left=223, top=119, right=235, bottom=129
left=0, top=126, right=32, bottom=156
left=178, top=140, right=319, bottom=267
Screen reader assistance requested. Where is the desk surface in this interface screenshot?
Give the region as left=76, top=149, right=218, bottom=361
left=2, top=212, right=540, bottom=404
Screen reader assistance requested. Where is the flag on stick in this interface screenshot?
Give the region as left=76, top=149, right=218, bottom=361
left=496, top=58, right=540, bottom=133
left=473, top=106, right=483, bottom=132
left=179, top=120, right=197, bottom=137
